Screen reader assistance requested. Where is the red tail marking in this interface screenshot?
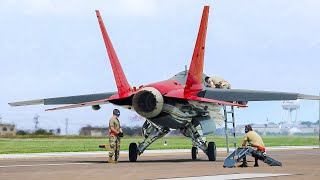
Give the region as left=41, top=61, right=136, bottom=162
left=185, top=6, right=209, bottom=93
left=96, top=10, right=132, bottom=96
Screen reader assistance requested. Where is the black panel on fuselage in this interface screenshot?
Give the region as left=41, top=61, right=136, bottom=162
left=149, top=112, right=187, bottom=129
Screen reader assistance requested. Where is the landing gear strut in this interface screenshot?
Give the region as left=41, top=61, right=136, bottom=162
left=182, top=123, right=217, bottom=161
left=128, top=120, right=170, bottom=162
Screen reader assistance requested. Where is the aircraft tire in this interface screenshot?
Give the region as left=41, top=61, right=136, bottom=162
left=129, top=143, right=138, bottom=162
left=207, top=142, right=216, bottom=161
left=192, top=147, right=198, bottom=160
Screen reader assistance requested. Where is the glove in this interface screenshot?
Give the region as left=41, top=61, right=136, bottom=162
left=117, top=132, right=124, bottom=137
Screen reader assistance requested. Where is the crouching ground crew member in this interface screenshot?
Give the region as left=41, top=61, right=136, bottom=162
left=239, top=125, right=265, bottom=167
left=108, top=109, right=123, bottom=163
left=205, top=76, right=231, bottom=89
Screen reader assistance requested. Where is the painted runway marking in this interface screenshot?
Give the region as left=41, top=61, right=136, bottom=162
left=157, top=173, right=292, bottom=180
left=0, top=146, right=317, bottom=160
left=0, top=162, right=94, bottom=168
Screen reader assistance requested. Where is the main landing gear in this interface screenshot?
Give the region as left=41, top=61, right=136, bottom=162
left=191, top=142, right=216, bottom=161
left=182, top=123, right=217, bottom=161
left=129, top=143, right=138, bottom=162
left=128, top=120, right=217, bottom=162
left=192, top=146, right=198, bottom=160
left=128, top=120, right=170, bottom=162
left=207, top=142, right=217, bottom=161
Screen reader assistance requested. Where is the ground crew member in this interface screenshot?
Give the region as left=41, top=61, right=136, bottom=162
left=239, top=125, right=265, bottom=167
left=108, top=109, right=123, bottom=163
left=205, top=76, right=231, bottom=89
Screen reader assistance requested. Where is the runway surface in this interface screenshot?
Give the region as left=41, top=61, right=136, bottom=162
left=0, top=148, right=319, bottom=180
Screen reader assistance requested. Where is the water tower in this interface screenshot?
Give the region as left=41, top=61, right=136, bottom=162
left=282, top=100, right=300, bottom=124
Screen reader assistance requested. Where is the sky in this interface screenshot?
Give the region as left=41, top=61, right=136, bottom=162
left=0, top=0, right=319, bottom=135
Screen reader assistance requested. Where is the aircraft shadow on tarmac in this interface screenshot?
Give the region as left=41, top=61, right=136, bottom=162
left=73, top=159, right=225, bottom=164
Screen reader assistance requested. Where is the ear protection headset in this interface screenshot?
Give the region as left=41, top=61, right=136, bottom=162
left=113, top=109, right=120, bottom=117
left=244, top=126, right=249, bottom=133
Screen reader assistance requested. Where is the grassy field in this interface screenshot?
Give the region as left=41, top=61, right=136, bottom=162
left=0, top=136, right=318, bottom=154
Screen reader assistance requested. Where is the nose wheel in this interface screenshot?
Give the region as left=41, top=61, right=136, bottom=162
left=207, top=142, right=216, bottom=161
left=129, top=143, right=138, bottom=162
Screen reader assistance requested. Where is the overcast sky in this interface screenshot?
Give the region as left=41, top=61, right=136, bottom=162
left=0, top=0, right=319, bottom=134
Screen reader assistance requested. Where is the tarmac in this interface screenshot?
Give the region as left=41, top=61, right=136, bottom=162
left=0, top=146, right=319, bottom=180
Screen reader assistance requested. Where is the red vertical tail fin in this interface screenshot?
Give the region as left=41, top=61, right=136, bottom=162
left=185, top=6, right=209, bottom=93
left=96, top=10, right=132, bottom=97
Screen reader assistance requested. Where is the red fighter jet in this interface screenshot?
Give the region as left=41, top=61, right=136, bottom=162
left=9, top=6, right=320, bottom=162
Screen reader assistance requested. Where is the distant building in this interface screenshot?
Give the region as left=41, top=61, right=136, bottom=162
left=236, top=123, right=319, bottom=136
left=0, top=124, right=17, bottom=136
left=79, top=127, right=108, bottom=136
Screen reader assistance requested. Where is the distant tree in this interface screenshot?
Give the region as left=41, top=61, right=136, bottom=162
left=301, top=121, right=312, bottom=127
left=56, top=128, right=61, bottom=135
left=16, top=130, right=29, bottom=135
left=280, top=131, right=289, bottom=136
left=33, top=128, right=53, bottom=135
left=122, top=126, right=141, bottom=136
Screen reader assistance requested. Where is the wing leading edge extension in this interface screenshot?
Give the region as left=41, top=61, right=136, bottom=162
left=198, top=89, right=320, bottom=101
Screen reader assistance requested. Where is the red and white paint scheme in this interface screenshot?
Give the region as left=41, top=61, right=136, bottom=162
left=9, top=6, right=320, bottom=162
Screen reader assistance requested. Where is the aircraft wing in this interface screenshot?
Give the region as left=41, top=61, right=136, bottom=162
left=198, top=89, right=320, bottom=101
left=8, top=92, right=117, bottom=107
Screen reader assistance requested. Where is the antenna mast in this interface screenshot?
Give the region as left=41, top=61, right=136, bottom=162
left=65, top=118, right=69, bottom=135
left=33, top=114, right=40, bottom=131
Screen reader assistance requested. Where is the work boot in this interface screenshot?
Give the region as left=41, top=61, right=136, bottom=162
left=238, top=162, right=248, bottom=167
left=108, top=157, right=115, bottom=163
left=115, top=154, right=119, bottom=163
